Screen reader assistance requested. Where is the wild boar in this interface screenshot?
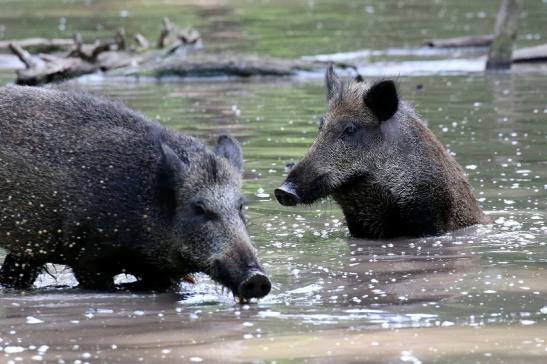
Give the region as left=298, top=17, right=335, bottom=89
left=0, top=86, right=270, bottom=301
left=275, top=66, right=487, bottom=238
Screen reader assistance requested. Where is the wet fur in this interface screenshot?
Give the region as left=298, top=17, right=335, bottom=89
left=0, top=85, right=261, bottom=291
left=284, top=68, right=487, bottom=238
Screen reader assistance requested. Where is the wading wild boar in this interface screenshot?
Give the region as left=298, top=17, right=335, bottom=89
left=0, top=86, right=271, bottom=301
left=275, top=66, right=487, bottom=238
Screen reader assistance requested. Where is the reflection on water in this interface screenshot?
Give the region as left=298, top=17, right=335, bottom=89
left=1, top=0, right=547, bottom=362
left=0, top=224, right=545, bottom=362
left=0, top=0, right=546, bottom=59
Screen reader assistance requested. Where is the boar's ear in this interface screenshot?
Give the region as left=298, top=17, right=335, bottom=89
left=214, top=135, right=244, bottom=174
left=157, top=142, right=188, bottom=215
left=325, top=64, right=342, bottom=102
left=364, top=80, right=399, bottom=122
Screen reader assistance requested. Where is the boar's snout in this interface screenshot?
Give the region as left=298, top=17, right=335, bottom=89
left=211, top=253, right=271, bottom=302
left=238, top=270, right=271, bottom=300
left=274, top=182, right=300, bottom=206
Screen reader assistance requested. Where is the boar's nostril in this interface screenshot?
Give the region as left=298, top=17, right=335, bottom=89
left=260, top=283, right=270, bottom=292
left=238, top=272, right=271, bottom=300
left=274, top=183, right=300, bottom=206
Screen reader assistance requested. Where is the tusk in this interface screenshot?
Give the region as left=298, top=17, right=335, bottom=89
left=181, top=274, right=196, bottom=284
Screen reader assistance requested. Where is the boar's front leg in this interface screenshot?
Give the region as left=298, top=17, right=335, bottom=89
left=0, top=253, right=42, bottom=289
left=72, top=265, right=116, bottom=290
left=117, top=278, right=174, bottom=292
left=118, top=267, right=175, bottom=292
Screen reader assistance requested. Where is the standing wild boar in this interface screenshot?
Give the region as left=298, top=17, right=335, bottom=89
left=0, top=86, right=271, bottom=301
left=275, top=66, right=487, bottom=238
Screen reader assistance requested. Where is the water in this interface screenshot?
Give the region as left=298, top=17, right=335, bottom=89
left=1, top=1, right=547, bottom=363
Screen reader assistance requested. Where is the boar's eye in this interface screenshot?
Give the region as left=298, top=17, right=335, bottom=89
left=192, top=201, right=217, bottom=221
left=342, top=123, right=358, bottom=137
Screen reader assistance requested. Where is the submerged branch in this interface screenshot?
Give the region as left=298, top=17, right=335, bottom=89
left=8, top=43, right=39, bottom=68
left=486, top=0, right=522, bottom=71
left=512, top=44, right=547, bottom=63
left=425, top=34, right=495, bottom=48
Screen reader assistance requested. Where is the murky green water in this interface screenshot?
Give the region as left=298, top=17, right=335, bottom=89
left=1, top=0, right=547, bottom=58
left=1, top=1, right=547, bottom=363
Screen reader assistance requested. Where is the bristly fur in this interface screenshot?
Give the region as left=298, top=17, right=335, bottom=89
left=0, top=85, right=267, bottom=297
left=280, top=67, right=488, bottom=239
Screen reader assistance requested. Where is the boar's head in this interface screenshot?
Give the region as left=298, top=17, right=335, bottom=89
left=275, top=65, right=401, bottom=206
left=155, top=134, right=270, bottom=302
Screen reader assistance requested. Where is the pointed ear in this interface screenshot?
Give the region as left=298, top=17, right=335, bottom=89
left=364, top=80, right=399, bottom=122
left=214, top=135, right=243, bottom=174
left=157, top=143, right=188, bottom=215
left=325, top=64, right=342, bottom=102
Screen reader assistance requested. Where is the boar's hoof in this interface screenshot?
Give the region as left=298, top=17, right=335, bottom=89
left=274, top=183, right=300, bottom=206
left=238, top=271, right=271, bottom=300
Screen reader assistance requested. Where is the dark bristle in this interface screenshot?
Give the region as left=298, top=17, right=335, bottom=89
left=205, top=153, right=219, bottom=183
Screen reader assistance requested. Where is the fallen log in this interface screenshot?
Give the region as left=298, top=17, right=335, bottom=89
left=96, top=51, right=142, bottom=70
left=136, top=53, right=315, bottom=78
left=425, top=34, right=494, bottom=48
left=14, top=56, right=98, bottom=86
left=512, top=44, right=547, bottom=63
left=6, top=18, right=326, bottom=85
left=0, top=37, right=73, bottom=52
left=9, top=43, right=99, bottom=85
left=12, top=27, right=144, bottom=85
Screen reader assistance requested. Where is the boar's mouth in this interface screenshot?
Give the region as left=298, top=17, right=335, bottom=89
left=277, top=171, right=370, bottom=206
left=276, top=173, right=331, bottom=206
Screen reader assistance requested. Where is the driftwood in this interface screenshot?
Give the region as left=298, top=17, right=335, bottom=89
left=425, top=34, right=494, bottom=48
left=512, top=44, right=547, bottom=63
left=486, top=0, right=522, bottom=70
left=7, top=18, right=336, bottom=85
left=68, top=33, right=113, bottom=62
left=115, top=28, right=126, bottom=51
left=157, top=16, right=201, bottom=55
left=96, top=51, right=142, bottom=70
left=134, top=33, right=149, bottom=50
left=0, top=37, right=73, bottom=52
left=140, top=54, right=314, bottom=78
left=157, top=17, right=174, bottom=48
left=8, top=28, right=143, bottom=85
left=9, top=29, right=132, bottom=85
left=6, top=18, right=208, bottom=85
left=10, top=43, right=98, bottom=85
left=8, top=43, right=39, bottom=68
